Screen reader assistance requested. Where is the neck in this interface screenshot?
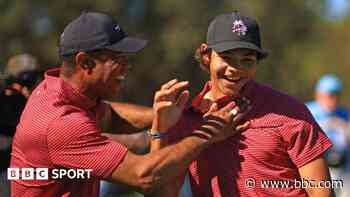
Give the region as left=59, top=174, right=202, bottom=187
left=59, top=72, right=98, bottom=102
left=209, top=88, right=240, bottom=101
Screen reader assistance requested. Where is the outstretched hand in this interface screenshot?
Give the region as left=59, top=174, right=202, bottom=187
left=151, top=79, right=190, bottom=132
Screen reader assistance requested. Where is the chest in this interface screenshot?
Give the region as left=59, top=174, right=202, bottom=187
left=202, top=124, right=289, bottom=173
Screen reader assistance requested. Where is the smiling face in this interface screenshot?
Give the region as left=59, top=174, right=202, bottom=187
left=85, top=50, right=131, bottom=101
left=208, top=48, right=258, bottom=99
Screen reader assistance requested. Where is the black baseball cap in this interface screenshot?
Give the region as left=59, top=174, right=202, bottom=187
left=59, top=11, right=148, bottom=57
left=207, top=11, right=268, bottom=59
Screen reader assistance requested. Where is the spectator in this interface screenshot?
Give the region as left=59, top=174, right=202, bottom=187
left=306, top=74, right=350, bottom=197
left=0, top=54, right=42, bottom=197
left=4, top=54, right=43, bottom=98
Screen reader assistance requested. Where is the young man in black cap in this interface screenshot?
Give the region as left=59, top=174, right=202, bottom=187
left=154, top=12, right=334, bottom=197
left=10, top=11, right=250, bottom=197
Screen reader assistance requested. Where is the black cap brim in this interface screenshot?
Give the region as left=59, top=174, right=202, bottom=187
left=106, top=37, right=148, bottom=53
left=209, top=41, right=268, bottom=60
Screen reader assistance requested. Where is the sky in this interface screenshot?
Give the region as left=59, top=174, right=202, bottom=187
left=327, top=0, right=350, bottom=19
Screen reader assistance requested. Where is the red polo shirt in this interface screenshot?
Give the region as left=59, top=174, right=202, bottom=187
left=168, top=81, right=332, bottom=197
left=10, top=68, right=128, bottom=197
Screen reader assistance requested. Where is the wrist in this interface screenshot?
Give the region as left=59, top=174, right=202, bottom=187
left=191, top=130, right=212, bottom=142
left=148, top=129, right=166, bottom=140
left=151, top=121, right=169, bottom=134
left=185, top=134, right=211, bottom=150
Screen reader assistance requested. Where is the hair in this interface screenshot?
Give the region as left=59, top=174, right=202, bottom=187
left=59, top=49, right=109, bottom=78
left=60, top=55, right=76, bottom=78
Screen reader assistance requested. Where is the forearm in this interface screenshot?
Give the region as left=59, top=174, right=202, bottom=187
left=103, top=132, right=149, bottom=154
left=110, top=102, right=153, bottom=131
left=148, top=133, right=181, bottom=196
left=139, top=135, right=207, bottom=190
left=110, top=135, right=209, bottom=193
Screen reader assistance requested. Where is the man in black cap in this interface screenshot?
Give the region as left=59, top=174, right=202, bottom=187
left=10, top=11, right=249, bottom=197
left=153, top=12, right=335, bottom=196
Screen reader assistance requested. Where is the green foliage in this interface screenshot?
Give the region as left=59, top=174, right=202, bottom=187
left=1, top=0, right=350, bottom=106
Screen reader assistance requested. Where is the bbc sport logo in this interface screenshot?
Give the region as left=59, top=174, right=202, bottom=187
left=8, top=168, right=92, bottom=180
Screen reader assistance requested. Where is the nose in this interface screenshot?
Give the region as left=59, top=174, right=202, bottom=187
left=226, top=63, right=239, bottom=73
left=225, top=64, right=246, bottom=77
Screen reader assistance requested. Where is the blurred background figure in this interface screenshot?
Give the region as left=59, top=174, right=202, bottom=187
left=0, top=54, right=42, bottom=197
left=4, top=54, right=43, bottom=98
left=306, top=74, right=350, bottom=197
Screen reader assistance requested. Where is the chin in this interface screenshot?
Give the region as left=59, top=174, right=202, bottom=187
left=223, top=91, right=240, bottom=98
left=220, top=86, right=242, bottom=97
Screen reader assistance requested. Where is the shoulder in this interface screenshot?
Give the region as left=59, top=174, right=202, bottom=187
left=48, top=107, right=96, bottom=132
left=46, top=107, right=98, bottom=144
left=252, top=83, right=318, bottom=131
left=255, top=83, right=311, bottom=116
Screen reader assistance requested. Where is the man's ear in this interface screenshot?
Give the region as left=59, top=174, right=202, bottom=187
left=199, top=43, right=211, bottom=72
left=75, top=52, right=96, bottom=71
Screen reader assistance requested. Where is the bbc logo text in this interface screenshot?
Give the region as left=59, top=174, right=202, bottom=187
left=8, top=168, right=92, bottom=180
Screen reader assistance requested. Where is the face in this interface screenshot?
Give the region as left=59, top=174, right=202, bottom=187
left=85, top=50, right=131, bottom=101
left=209, top=48, right=258, bottom=99
left=316, top=92, right=339, bottom=112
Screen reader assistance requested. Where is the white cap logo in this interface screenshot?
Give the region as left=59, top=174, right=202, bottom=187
left=114, top=25, right=121, bottom=32
left=232, top=20, right=247, bottom=36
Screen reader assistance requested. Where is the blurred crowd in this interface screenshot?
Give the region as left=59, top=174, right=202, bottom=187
left=1, top=53, right=350, bottom=197
left=0, top=54, right=43, bottom=197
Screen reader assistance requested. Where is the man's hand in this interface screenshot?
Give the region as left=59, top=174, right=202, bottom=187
left=152, top=79, right=190, bottom=132
left=195, top=98, right=252, bottom=144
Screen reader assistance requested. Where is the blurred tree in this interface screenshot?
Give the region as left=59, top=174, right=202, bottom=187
left=3, top=0, right=350, bottom=196
left=1, top=0, right=350, bottom=107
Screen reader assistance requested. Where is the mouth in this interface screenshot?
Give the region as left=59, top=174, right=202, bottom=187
left=224, top=76, right=242, bottom=83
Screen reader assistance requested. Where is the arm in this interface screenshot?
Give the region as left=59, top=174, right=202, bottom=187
left=109, top=134, right=209, bottom=194
left=108, top=79, right=193, bottom=194
left=107, top=79, right=251, bottom=195
left=298, top=156, right=335, bottom=197
left=109, top=104, right=251, bottom=195
left=97, top=102, right=152, bottom=152
left=102, top=132, right=149, bottom=154
left=109, top=102, right=153, bottom=134
left=99, top=102, right=153, bottom=134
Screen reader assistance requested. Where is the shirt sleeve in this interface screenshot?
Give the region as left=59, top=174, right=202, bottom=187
left=284, top=109, right=333, bottom=168
left=47, top=113, right=128, bottom=179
